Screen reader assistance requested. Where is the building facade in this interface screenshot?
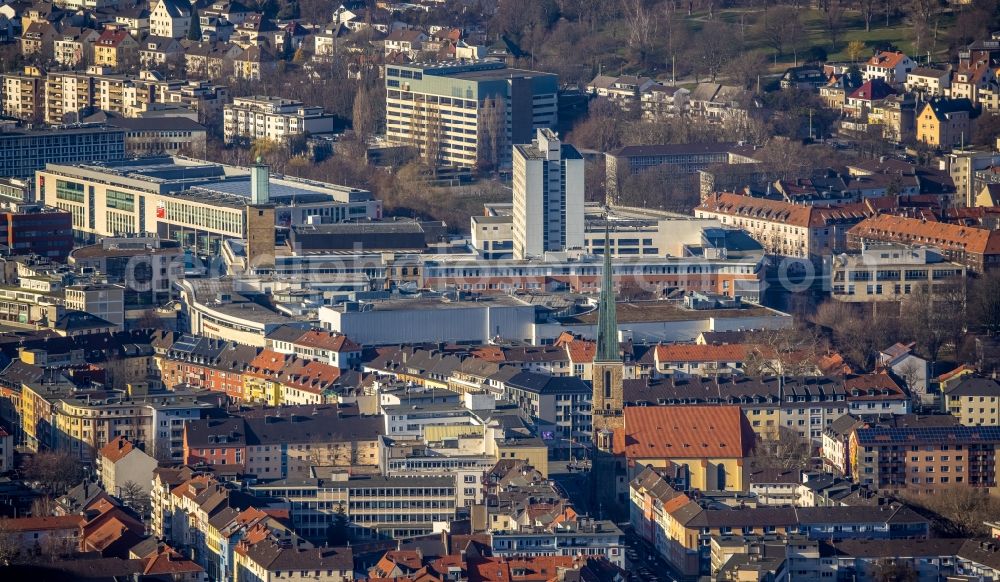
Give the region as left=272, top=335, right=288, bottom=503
left=512, top=129, right=584, bottom=259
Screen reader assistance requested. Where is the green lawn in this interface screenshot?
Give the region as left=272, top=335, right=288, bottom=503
left=684, top=7, right=954, bottom=70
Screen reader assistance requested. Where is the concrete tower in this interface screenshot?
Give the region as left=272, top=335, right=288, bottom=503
left=245, top=157, right=275, bottom=271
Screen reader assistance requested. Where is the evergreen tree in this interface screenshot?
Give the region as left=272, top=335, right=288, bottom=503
left=326, top=504, right=351, bottom=546
left=188, top=10, right=202, bottom=42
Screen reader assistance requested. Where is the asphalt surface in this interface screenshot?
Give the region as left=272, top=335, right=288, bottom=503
left=548, top=463, right=686, bottom=582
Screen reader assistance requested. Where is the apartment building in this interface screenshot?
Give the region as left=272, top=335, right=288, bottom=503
left=19, top=380, right=220, bottom=460
left=492, top=520, right=625, bottom=568
left=850, top=425, right=1000, bottom=494
left=944, top=377, right=1000, bottom=426
left=249, top=474, right=458, bottom=541
left=223, top=96, right=335, bottom=144
left=847, top=214, right=1000, bottom=273
left=830, top=244, right=967, bottom=302
left=182, top=405, right=383, bottom=480
left=0, top=126, right=125, bottom=179
left=384, top=60, right=558, bottom=169
left=629, top=466, right=929, bottom=577
left=624, top=374, right=911, bottom=444
left=2, top=66, right=45, bottom=122
left=512, top=128, right=584, bottom=259
left=696, top=192, right=874, bottom=259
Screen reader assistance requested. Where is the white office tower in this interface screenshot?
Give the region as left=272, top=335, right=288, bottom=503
left=512, top=129, right=585, bottom=260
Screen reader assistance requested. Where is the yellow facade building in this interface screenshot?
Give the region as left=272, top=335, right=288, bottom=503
left=614, top=405, right=755, bottom=492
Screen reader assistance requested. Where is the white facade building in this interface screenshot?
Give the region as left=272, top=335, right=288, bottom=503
left=512, top=129, right=585, bottom=260
left=223, top=96, right=335, bottom=144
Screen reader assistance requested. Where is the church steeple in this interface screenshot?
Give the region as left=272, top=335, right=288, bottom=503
left=591, top=214, right=625, bottom=450
left=596, top=219, right=619, bottom=363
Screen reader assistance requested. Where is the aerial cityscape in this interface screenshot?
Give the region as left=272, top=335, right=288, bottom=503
left=2, top=0, right=1000, bottom=580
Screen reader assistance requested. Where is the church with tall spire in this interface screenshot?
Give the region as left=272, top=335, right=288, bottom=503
left=591, top=219, right=624, bottom=452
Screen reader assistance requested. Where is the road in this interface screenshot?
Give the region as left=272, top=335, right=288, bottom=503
left=548, top=463, right=688, bottom=581
left=622, top=527, right=690, bottom=582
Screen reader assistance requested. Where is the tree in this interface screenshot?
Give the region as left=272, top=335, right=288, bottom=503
left=478, top=96, right=506, bottom=174
left=188, top=10, right=202, bottom=42
left=695, top=20, right=737, bottom=82
left=900, top=485, right=1000, bottom=537
left=847, top=40, right=867, bottom=63
left=23, top=452, right=84, bottom=495
left=0, top=519, right=17, bottom=565
left=859, top=0, right=878, bottom=31
left=119, top=480, right=151, bottom=517
left=751, top=426, right=811, bottom=470
left=969, top=271, right=1000, bottom=335
left=873, top=560, right=919, bottom=582
left=825, top=0, right=846, bottom=52
left=812, top=301, right=899, bottom=371
left=326, top=503, right=351, bottom=545
left=352, top=86, right=377, bottom=143
left=900, top=282, right=966, bottom=363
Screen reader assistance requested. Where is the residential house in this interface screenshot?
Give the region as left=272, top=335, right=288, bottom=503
left=641, top=85, right=690, bottom=120
left=878, top=342, right=930, bottom=401
left=150, top=0, right=191, bottom=39
left=949, top=51, right=996, bottom=106
left=820, top=73, right=860, bottom=110
left=93, top=28, right=139, bottom=70
left=916, top=98, right=976, bottom=148
left=183, top=404, right=383, bottom=480
left=139, top=36, right=184, bottom=68
left=184, top=41, right=242, bottom=79
left=114, top=6, right=150, bottom=38
left=842, top=79, right=896, bottom=134
left=862, top=51, right=915, bottom=86
left=383, top=28, right=427, bottom=58
left=904, top=66, right=951, bottom=97
left=53, top=27, right=100, bottom=68
left=232, top=45, right=275, bottom=81
left=97, top=435, right=158, bottom=498
left=943, top=376, right=1000, bottom=426
left=20, top=21, right=57, bottom=60
left=233, top=540, right=353, bottom=582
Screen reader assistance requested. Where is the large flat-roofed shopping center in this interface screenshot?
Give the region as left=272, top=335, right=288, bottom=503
left=37, top=156, right=381, bottom=253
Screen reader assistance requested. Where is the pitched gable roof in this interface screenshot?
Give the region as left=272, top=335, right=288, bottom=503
left=614, top=405, right=754, bottom=459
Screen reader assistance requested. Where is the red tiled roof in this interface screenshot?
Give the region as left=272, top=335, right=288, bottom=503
left=294, top=330, right=360, bottom=353
left=849, top=214, right=1000, bottom=256
left=0, top=515, right=83, bottom=531
left=698, top=192, right=876, bottom=228
left=96, top=28, right=133, bottom=47
left=143, top=545, right=204, bottom=575
left=867, top=50, right=908, bottom=69
left=98, top=435, right=135, bottom=463
left=281, top=360, right=340, bottom=393
left=614, top=405, right=754, bottom=459
left=654, top=343, right=752, bottom=363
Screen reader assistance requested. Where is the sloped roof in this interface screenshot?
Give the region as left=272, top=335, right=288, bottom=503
left=849, top=214, right=1000, bottom=256
left=614, top=405, right=754, bottom=459
left=867, top=50, right=909, bottom=69
left=849, top=79, right=896, bottom=101
left=98, top=435, right=136, bottom=463
left=655, top=343, right=752, bottom=363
